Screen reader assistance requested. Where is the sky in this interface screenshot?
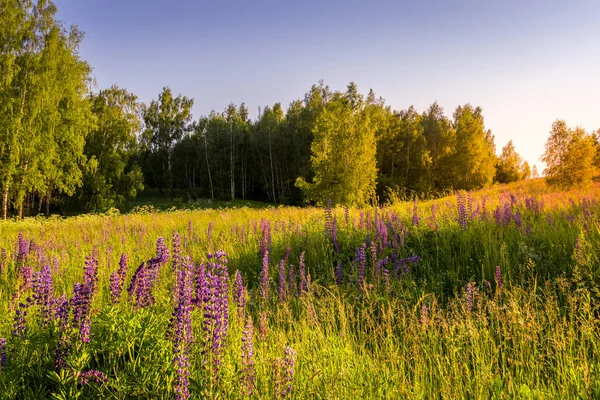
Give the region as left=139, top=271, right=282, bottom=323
left=54, top=0, right=600, bottom=168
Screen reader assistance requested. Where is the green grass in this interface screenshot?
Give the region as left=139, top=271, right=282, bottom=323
left=0, top=181, right=599, bottom=399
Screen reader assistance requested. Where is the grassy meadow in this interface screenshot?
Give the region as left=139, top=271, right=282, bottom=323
left=0, top=179, right=599, bottom=399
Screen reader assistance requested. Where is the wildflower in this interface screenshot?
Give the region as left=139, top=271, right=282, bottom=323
left=412, top=199, right=419, bottom=227
left=260, top=250, right=270, bottom=300
left=259, top=311, right=267, bottom=341
left=298, top=252, right=307, bottom=295
left=278, top=259, right=287, bottom=301
left=274, top=346, right=297, bottom=399
left=234, top=271, right=246, bottom=319
left=172, top=232, right=182, bottom=271
left=79, top=370, right=108, bottom=385
left=495, top=265, right=502, bottom=289
left=172, top=256, right=195, bottom=400
left=32, top=265, right=54, bottom=327
left=240, top=315, right=256, bottom=397
left=0, top=338, right=6, bottom=368
left=465, top=283, right=473, bottom=312
left=420, top=304, right=429, bottom=326
left=356, top=244, right=366, bottom=290
left=335, top=261, right=343, bottom=286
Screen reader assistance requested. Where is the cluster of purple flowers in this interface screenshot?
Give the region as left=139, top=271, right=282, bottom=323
left=0, top=338, right=6, bottom=368
left=260, top=250, right=270, bottom=300
left=201, top=252, right=230, bottom=374
left=0, top=248, right=6, bottom=273
left=79, top=370, right=108, bottom=385
left=172, top=232, right=182, bottom=272
left=465, top=283, right=474, bottom=312
left=240, top=315, right=256, bottom=397
left=356, top=244, right=367, bottom=290
left=274, top=346, right=297, bottom=400
left=171, top=256, right=195, bottom=400
left=495, top=265, right=503, bottom=289
left=412, top=199, right=420, bottom=227
left=457, top=192, right=468, bottom=229
left=234, top=270, right=246, bottom=319
left=16, top=232, right=29, bottom=265
left=278, top=259, right=287, bottom=301
left=127, top=260, right=160, bottom=308
left=32, top=265, right=54, bottom=327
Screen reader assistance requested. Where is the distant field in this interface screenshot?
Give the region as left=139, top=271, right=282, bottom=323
left=0, top=180, right=599, bottom=399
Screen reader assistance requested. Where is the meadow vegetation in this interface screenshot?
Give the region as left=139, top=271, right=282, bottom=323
left=0, top=179, right=598, bottom=399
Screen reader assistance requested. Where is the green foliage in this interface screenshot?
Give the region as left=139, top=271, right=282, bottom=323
left=82, top=86, right=144, bottom=212
left=542, top=120, right=598, bottom=189
left=495, top=140, right=527, bottom=183
left=0, top=0, right=94, bottom=219
left=297, top=83, right=377, bottom=206
left=141, top=87, right=194, bottom=193
left=448, top=104, right=497, bottom=190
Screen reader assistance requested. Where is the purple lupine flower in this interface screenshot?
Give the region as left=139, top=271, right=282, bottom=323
left=16, top=232, right=29, bottom=265
left=54, top=295, right=70, bottom=371
left=526, top=225, right=531, bottom=237
left=172, top=256, right=195, bottom=400
left=13, top=301, right=29, bottom=337
left=80, top=319, right=91, bottom=343
left=366, top=211, right=372, bottom=231
left=32, top=265, right=54, bottom=327
left=260, top=250, right=270, bottom=300
left=495, top=266, right=502, bottom=289
left=331, top=214, right=340, bottom=254
left=298, top=252, right=307, bottom=295
left=514, top=210, right=522, bottom=228
left=241, top=315, right=256, bottom=397
left=457, top=192, right=468, bottom=230
left=109, top=272, right=121, bottom=304
left=202, top=252, right=230, bottom=374
left=278, top=259, right=287, bottom=301
left=481, top=197, right=488, bottom=220
left=127, top=259, right=161, bottom=308
left=79, top=370, right=108, bottom=385
left=359, top=212, right=365, bottom=230
left=259, top=311, right=267, bottom=341
left=0, top=338, right=6, bottom=368
left=412, top=199, right=420, bottom=227
left=420, top=304, right=429, bottom=326
left=344, top=205, right=349, bottom=225
left=324, top=199, right=333, bottom=237
left=465, top=283, right=473, bottom=312
left=0, top=248, right=6, bottom=274
left=156, top=237, right=170, bottom=267
left=172, top=232, right=182, bottom=271
left=503, top=203, right=512, bottom=225
left=118, top=253, right=128, bottom=284
left=288, top=264, right=296, bottom=296
left=335, top=262, right=343, bottom=286
left=234, top=270, right=246, bottom=319
left=207, top=222, right=214, bottom=244
left=195, top=262, right=208, bottom=308
left=274, top=346, right=297, bottom=399
left=383, top=268, right=390, bottom=293
left=19, top=266, right=32, bottom=289
left=493, top=206, right=502, bottom=225
left=356, top=244, right=366, bottom=290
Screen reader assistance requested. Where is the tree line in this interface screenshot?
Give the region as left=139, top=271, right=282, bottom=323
left=1, top=1, right=598, bottom=218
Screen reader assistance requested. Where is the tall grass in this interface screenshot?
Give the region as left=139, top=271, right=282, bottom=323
left=0, top=180, right=599, bottom=399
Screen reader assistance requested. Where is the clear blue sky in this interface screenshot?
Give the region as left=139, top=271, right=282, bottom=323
left=54, top=0, right=600, bottom=169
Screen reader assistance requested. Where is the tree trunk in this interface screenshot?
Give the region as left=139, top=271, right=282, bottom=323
left=2, top=179, right=9, bottom=220
left=204, top=133, right=214, bottom=199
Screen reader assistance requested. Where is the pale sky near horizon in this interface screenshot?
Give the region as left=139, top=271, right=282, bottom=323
left=54, top=0, right=600, bottom=169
